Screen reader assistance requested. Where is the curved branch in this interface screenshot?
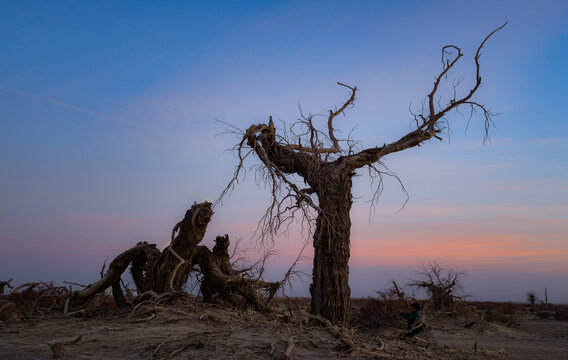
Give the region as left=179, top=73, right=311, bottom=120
left=328, top=82, right=356, bottom=151
left=245, top=118, right=322, bottom=212
left=343, top=22, right=507, bottom=171
left=285, top=82, right=357, bottom=154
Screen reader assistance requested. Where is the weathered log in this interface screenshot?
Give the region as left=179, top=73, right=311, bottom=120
left=67, top=201, right=279, bottom=313
left=47, top=335, right=82, bottom=359
left=152, top=201, right=214, bottom=292
left=193, top=235, right=280, bottom=311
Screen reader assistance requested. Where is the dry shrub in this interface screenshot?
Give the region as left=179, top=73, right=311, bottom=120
left=454, top=300, right=477, bottom=319
left=6, top=282, right=68, bottom=317
left=536, top=311, right=554, bottom=319
left=533, top=304, right=568, bottom=321
left=271, top=296, right=311, bottom=319
left=501, top=302, right=523, bottom=315
left=468, top=301, right=521, bottom=327
left=351, top=297, right=401, bottom=328
left=0, top=299, right=19, bottom=321
left=554, top=306, right=568, bottom=321
left=4, top=282, right=117, bottom=319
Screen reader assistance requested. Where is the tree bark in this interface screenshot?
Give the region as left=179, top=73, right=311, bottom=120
left=309, top=166, right=353, bottom=325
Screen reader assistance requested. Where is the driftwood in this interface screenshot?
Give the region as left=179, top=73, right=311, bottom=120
left=47, top=335, right=82, bottom=359
left=67, top=201, right=282, bottom=312
left=10, top=282, right=41, bottom=294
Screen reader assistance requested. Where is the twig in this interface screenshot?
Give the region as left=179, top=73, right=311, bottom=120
left=283, top=328, right=295, bottom=359
left=100, top=260, right=107, bottom=279
left=63, top=281, right=88, bottom=288
left=0, top=302, right=11, bottom=314
left=63, top=297, right=71, bottom=314
left=129, top=313, right=156, bottom=323
left=167, top=344, right=190, bottom=359
left=151, top=336, right=171, bottom=360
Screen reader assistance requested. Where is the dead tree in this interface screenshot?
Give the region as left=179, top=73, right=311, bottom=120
left=220, top=24, right=506, bottom=325
left=526, top=291, right=537, bottom=312
left=68, top=201, right=280, bottom=311
left=407, top=262, right=465, bottom=310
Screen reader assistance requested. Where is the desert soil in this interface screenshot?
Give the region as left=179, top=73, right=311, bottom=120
left=0, top=301, right=566, bottom=360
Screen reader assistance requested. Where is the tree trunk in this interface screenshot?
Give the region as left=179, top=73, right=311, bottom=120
left=310, top=167, right=353, bottom=325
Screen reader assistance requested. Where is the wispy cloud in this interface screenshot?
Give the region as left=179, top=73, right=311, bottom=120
left=0, top=85, right=163, bottom=132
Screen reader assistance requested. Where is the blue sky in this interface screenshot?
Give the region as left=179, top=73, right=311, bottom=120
left=1, top=1, right=567, bottom=303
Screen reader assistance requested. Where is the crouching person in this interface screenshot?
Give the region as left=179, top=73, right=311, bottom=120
left=399, top=302, right=425, bottom=338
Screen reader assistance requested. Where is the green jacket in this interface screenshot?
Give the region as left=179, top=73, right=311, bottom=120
left=401, top=310, right=421, bottom=330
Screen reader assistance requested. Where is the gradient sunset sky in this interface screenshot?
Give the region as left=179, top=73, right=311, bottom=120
left=1, top=1, right=567, bottom=303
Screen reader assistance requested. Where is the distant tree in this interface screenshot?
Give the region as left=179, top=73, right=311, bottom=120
left=408, top=262, right=466, bottom=310
left=526, top=291, right=537, bottom=312
left=220, top=24, right=506, bottom=324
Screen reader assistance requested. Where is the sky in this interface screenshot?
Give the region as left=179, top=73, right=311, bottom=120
left=1, top=1, right=567, bottom=303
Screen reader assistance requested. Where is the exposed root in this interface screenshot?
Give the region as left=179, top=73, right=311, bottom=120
left=302, top=311, right=396, bottom=359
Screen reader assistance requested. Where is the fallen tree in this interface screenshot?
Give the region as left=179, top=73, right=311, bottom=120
left=67, top=201, right=281, bottom=311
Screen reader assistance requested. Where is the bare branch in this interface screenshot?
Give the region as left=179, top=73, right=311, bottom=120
left=285, top=82, right=356, bottom=154
left=343, top=22, right=507, bottom=171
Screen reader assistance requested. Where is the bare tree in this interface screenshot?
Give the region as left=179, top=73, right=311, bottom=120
left=220, top=24, right=506, bottom=325
left=407, top=261, right=466, bottom=310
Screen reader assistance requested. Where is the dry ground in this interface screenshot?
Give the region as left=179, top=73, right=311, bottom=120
left=0, top=298, right=566, bottom=360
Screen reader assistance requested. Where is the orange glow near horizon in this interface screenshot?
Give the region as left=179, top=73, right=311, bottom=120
left=350, top=232, right=567, bottom=272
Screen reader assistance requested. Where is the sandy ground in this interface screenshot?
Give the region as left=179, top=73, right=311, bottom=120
left=429, top=314, right=568, bottom=360
left=0, top=302, right=566, bottom=360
